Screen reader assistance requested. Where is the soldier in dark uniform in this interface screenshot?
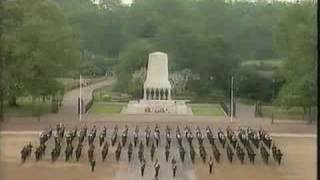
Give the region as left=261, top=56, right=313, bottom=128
left=27, top=142, right=33, bottom=158
left=154, top=159, right=160, bottom=178
left=166, top=131, right=171, bottom=148
left=171, top=157, right=177, bottom=177
left=88, top=144, right=95, bottom=162
left=239, top=148, right=245, bottom=164
left=248, top=149, right=256, bottom=164
left=128, top=141, right=133, bottom=162
left=140, top=158, right=146, bottom=176
left=165, top=144, right=170, bottom=162
left=212, top=144, right=220, bottom=163
left=101, top=141, right=108, bottom=161
left=115, top=142, right=122, bottom=162
left=145, top=126, right=151, bottom=147
left=138, top=142, right=144, bottom=162
left=200, top=145, right=206, bottom=163
left=190, top=146, right=195, bottom=163
left=208, top=156, right=214, bottom=174
left=35, top=147, right=41, bottom=161
left=151, top=142, right=156, bottom=161
left=276, top=149, right=283, bottom=165
left=90, top=159, right=96, bottom=172
left=179, top=146, right=185, bottom=162
left=226, top=144, right=234, bottom=163
left=134, top=126, right=139, bottom=147
left=51, top=148, right=56, bottom=162
left=76, top=143, right=82, bottom=161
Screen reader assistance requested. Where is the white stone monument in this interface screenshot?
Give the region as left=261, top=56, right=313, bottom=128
left=122, top=51, right=192, bottom=115
left=144, top=52, right=171, bottom=100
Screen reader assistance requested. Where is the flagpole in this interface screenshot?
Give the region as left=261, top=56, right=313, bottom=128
left=79, top=74, right=82, bottom=121
left=231, top=76, right=234, bottom=123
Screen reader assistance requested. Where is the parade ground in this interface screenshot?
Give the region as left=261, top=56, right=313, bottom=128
left=0, top=120, right=316, bottom=180
left=0, top=80, right=317, bottom=180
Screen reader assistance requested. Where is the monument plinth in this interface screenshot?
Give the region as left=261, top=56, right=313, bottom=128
left=122, top=52, right=192, bottom=115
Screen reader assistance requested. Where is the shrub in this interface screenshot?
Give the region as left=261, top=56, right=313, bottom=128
left=101, top=94, right=112, bottom=102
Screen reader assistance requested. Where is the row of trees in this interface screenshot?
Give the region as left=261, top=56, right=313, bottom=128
left=111, top=0, right=286, bottom=97
left=0, top=0, right=316, bottom=120
left=0, top=0, right=81, bottom=120
left=273, top=2, right=316, bottom=116
left=49, top=0, right=287, bottom=94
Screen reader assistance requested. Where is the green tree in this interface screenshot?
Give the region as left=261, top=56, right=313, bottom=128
left=273, top=2, right=316, bottom=119
left=3, top=0, right=80, bottom=109
left=0, top=0, right=5, bottom=120
left=114, top=39, right=156, bottom=93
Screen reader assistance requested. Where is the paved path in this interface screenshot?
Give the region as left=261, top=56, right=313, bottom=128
left=235, top=101, right=256, bottom=123
left=60, top=78, right=114, bottom=115
left=41, top=78, right=115, bottom=122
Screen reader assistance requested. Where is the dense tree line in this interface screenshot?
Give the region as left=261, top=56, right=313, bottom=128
left=110, top=0, right=287, bottom=97
left=0, top=0, right=80, bottom=120
left=0, top=0, right=316, bottom=120
left=273, top=2, right=317, bottom=116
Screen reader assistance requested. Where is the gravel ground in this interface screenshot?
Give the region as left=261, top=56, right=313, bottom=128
left=0, top=125, right=316, bottom=180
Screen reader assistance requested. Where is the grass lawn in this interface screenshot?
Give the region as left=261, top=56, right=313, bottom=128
left=261, top=105, right=306, bottom=120
left=190, top=104, right=225, bottom=116
left=238, top=98, right=257, bottom=105
left=241, top=58, right=284, bottom=68
left=89, top=102, right=125, bottom=114
left=93, top=86, right=131, bottom=102
left=5, top=97, right=52, bottom=117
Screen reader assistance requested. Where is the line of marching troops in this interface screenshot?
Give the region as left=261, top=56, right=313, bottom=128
left=20, top=123, right=283, bottom=179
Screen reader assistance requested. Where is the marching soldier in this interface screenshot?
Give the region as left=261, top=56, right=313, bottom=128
left=154, top=131, right=160, bottom=147
left=208, top=156, right=214, bottom=174
left=171, top=157, right=177, bottom=177
left=134, top=126, right=139, bottom=147
left=212, top=144, right=220, bottom=163
left=248, top=149, right=256, bottom=164
left=272, top=144, right=277, bottom=160
left=179, top=146, right=185, bottom=162
left=190, top=147, right=195, bottom=163
left=200, top=145, right=206, bottom=163
left=154, top=159, right=160, bottom=178
left=101, top=141, right=108, bottom=161
left=90, top=159, right=96, bottom=172
left=27, top=142, right=33, bottom=157
left=276, top=149, right=283, bottom=165
left=145, top=126, right=151, bottom=147
left=128, top=141, right=133, bottom=162
left=151, top=142, right=156, bottom=161
left=99, top=126, right=106, bottom=147
left=166, top=131, right=171, bottom=148
left=140, top=158, right=146, bottom=176
left=51, top=148, right=55, bottom=162
left=139, top=141, right=144, bottom=152
left=138, top=142, right=144, bottom=162
left=88, top=144, right=95, bottom=162
left=76, top=143, right=82, bottom=161
left=115, top=142, right=122, bottom=162
left=226, top=144, right=234, bottom=163
left=165, top=144, right=170, bottom=162
left=239, top=148, right=245, bottom=164
left=122, top=125, right=128, bottom=146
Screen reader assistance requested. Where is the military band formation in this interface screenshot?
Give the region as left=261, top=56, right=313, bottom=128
left=20, top=123, right=283, bottom=179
